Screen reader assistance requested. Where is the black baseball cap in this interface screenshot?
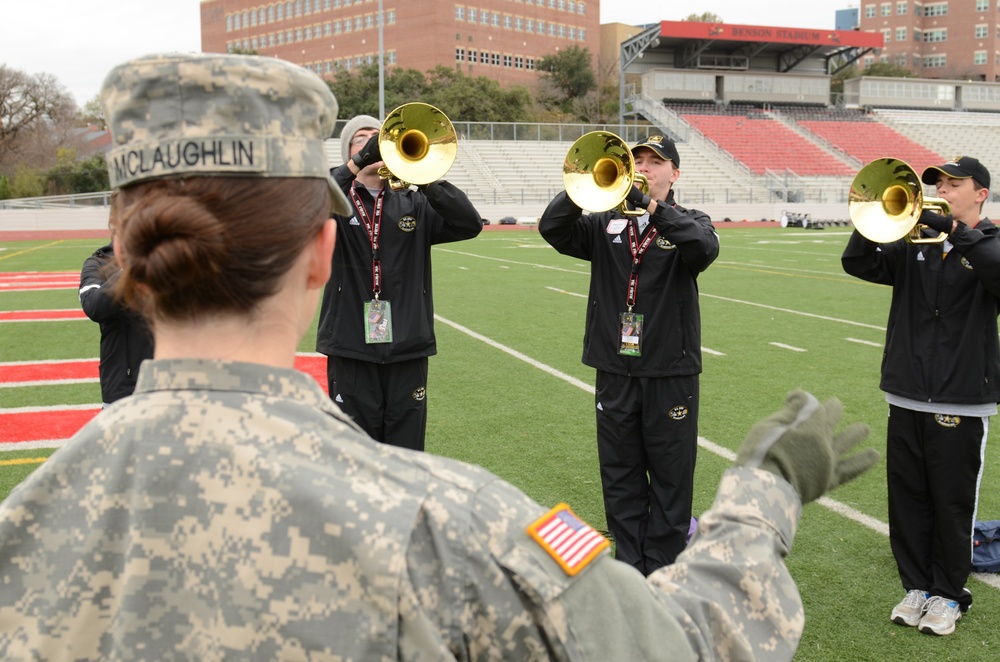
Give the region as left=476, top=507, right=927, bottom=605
left=921, top=156, right=990, bottom=189
left=632, top=135, right=680, bottom=167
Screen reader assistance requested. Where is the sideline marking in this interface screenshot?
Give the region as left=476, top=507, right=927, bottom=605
left=770, top=342, right=807, bottom=352
left=434, top=313, right=1000, bottom=592
left=0, top=241, right=66, bottom=262
left=0, top=457, right=48, bottom=467
left=846, top=337, right=883, bottom=348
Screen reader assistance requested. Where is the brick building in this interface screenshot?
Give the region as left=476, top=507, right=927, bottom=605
left=200, top=0, right=600, bottom=87
left=859, top=0, right=1000, bottom=81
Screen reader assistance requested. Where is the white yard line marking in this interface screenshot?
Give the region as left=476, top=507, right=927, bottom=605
left=846, top=337, right=883, bottom=348
left=770, top=342, right=807, bottom=352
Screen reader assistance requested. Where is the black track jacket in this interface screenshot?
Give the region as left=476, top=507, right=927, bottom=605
left=539, top=191, right=719, bottom=377
left=316, top=165, right=482, bottom=363
left=79, top=245, right=154, bottom=403
left=842, top=219, right=1000, bottom=405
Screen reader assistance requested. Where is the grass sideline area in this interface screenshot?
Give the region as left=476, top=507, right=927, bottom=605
left=1, top=226, right=998, bottom=659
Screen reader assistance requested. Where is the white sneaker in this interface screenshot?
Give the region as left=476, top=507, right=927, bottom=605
left=918, top=596, right=962, bottom=635
left=890, top=589, right=930, bottom=626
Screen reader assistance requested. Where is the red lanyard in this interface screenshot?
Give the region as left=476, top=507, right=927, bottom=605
left=625, top=220, right=658, bottom=312
left=349, top=185, right=386, bottom=298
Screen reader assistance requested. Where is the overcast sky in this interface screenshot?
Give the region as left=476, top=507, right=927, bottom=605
left=0, top=1, right=857, bottom=107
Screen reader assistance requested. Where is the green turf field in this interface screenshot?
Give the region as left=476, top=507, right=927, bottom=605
left=2, top=227, right=998, bottom=659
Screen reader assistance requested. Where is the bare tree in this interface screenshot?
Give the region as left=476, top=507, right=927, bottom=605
left=0, top=64, right=77, bottom=176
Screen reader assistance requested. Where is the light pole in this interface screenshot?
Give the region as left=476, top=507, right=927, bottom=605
left=378, top=0, right=385, bottom=119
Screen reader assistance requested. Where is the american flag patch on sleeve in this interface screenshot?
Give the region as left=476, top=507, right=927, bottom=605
left=526, top=503, right=610, bottom=576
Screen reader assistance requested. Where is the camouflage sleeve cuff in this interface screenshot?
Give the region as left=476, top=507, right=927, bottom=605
left=708, top=467, right=801, bottom=550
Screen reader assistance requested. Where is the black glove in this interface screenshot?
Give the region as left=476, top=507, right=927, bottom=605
left=919, top=209, right=954, bottom=235
left=350, top=134, right=381, bottom=170
left=735, top=390, right=879, bottom=504
left=624, top=185, right=652, bottom=211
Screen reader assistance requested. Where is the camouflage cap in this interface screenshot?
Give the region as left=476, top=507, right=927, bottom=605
left=100, top=52, right=351, bottom=215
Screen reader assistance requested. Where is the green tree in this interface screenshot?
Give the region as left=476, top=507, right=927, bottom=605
left=11, top=164, right=45, bottom=198
left=537, top=46, right=597, bottom=112
left=45, top=151, right=109, bottom=195
left=0, top=174, right=11, bottom=200
left=684, top=12, right=724, bottom=22
left=328, top=63, right=383, bottom=120
left=424, top=66, right=531, bottom=123
left=79, top=94, right=105, bottom=128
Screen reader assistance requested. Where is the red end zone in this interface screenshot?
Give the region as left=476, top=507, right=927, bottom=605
left=1, top=355, right=329, bottom=449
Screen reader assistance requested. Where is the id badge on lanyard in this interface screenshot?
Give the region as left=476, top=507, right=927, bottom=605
left=617, top=220, right=656, bottom=356
left=352, top=185, right=394, bottom=344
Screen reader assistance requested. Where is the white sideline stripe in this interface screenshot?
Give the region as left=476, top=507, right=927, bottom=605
left=0, top=378, right=97, bottom=389
left=545, top=286, right=586, bottom=298
left=0, top=358, right=95, bottom=367
left=770, top=342, right=807, bottom=352
left=437, top=314, right=1000, bottom=592
left=1, top=317, right=87, bottom=323
left=702, top=293, right=886, bottom=331
left=701, top=347, right=725, bottom=357
left=435, top=315, right=593, bottom=393
left=1, top=439, right=70, bottom=451
left=846, top=337, right=883, bottom=348
left=1, top=403, right=99, bottom=415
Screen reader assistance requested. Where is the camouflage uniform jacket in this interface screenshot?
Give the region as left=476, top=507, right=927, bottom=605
left=0, top=359, right=804, bottom=661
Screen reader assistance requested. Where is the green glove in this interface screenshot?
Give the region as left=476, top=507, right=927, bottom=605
left=736, top=390, right=879, bottom=504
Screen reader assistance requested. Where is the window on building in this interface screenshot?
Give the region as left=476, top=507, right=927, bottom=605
left=923, top=3, right=948, bottom=16
left=923, top=28, right=947, bottom=42
left=481, top=10, right=489, bottom=25
left=896, top=27, right=906, bottom=41
left=549, top=23, right=557, bottom=36
left=252, top=37, right=259, bottom=49
left=325, top=0, right=331, bottom=10
left=503, top=15, right=511, bottom=29
left=492, top=52, right=500, bottom=66
left=922, top=54, right=947, bottom=67
left=259, top=8, right=266, bottom=24
left=296, top=0, right=302, bottom=17
left=976, top=24, right=989, bottom=38
left=537, top=21, right=545, bottom=34
left=388, top=51, right=397, bottom=65
left=268, top=34, right=275, bottom=46
left=895, top=54, right=907, bottom=66
left=515, top=17, right=523, bottom=30
left=865, top=5, right=875, bottom=18
left=515, top=56, right=524, bottom=69
left=355, top=17, right=362, bottom=30
left=527, top=57, right=535, bottom=70
left=558, top=25, right=566, bottom=38
left=278, top=32, right=284, bottom=44
left=334, top=20, right=342, bottom=33
left=896, top=1, right=907, bottom=14
left=503, top=54, right=512, bottom=67
left=480, top=50, right=488, bottom=64
left=387, top=10, right=395, bottom=24
left=881, top=3, right=891, bottom=16
left=344, top=19, right=351, bottom=33
left=277, top=5, right=284, bottom=20
left=325, top=22, right=331, bottom=35
left=269, top=6, right=275, bottom=22
left=250, top=10, right=257, bottom=25
left=492, top=12, right=500, bottom=26
left=976, top=0, right=989, bottom=10
left=975, top=50, right=988, bottom=64
left=295, top=28, right=302, bottom=41
left=468, top=49, right=476, bottom=62
left=456, top=6, right=464, bottom=21
left=456, top=47, right=465, bottom=62
left=305, top=0, right=312, bottom=14
left=882, top=28, right=892, bottom=43
left=569, top=27, right=576, bottom=40
left=365, top=14, right=373, bottom=28
left=226, top=15, right=233, bottom=31
left=305, top=27, right=312, bottom=40
left=469, top=8, right=477, bottom=22
left=579, top=28, right=585, bottom=40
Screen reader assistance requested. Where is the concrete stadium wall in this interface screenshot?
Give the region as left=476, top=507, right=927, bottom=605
left=6, top=202, right=1000, bottom=233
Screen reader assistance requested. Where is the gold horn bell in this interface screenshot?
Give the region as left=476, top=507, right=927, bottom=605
left=377, top=102, right=457, bottom=189
left=563, top=131, right=649, bottom=215
left=849, top=157, right=950, bottom=244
